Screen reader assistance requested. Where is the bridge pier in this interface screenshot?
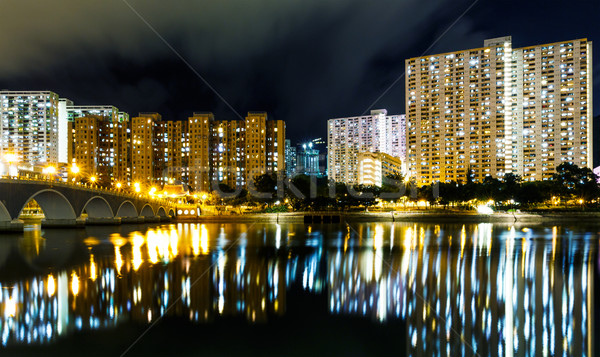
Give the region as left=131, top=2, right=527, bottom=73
left=143, top=216, right=161, bottom=223
left=86, top=217, right=122, bottom=225
left=0, top=219, right=25, bottom=232
left=120, top=217, right=144, bottom=224
left=41, top=219, right=80, bottom=228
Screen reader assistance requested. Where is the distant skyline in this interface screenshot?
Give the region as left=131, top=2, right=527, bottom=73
left=0, top=0, right=598, bottom=145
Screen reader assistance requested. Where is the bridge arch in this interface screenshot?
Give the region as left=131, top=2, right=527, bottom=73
left=140, top=204, right=155, bottom=217
left=0, top=201, right=11, bottom=222
left=81, top=196, right=114, bottom=218
left=116, top=201, right=138, bottom=218
left=19, top=189, right=77, bottom=220
left=168, top=208, right=175, bottom=217
left=157, top=207, right=167, bottom=217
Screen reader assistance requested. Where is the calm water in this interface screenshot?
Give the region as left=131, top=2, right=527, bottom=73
left=0, top=222, right=597, bottom=356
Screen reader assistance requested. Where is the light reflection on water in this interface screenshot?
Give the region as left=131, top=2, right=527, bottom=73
left=0, top=222, right=596, bottom=356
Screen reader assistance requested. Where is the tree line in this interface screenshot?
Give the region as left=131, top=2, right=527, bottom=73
left=203, top=163, right=600, bottom=211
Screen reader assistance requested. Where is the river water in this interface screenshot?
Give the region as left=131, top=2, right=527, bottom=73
left=0, top=222, right=597, bottom=356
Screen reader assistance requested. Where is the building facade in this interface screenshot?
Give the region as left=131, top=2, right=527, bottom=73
left=130, top=113, right=160, bottom=185
left=406, top=36, right=593, bottom=185
left=265, top=118, right=285, bottom=176
left=0, top=91, right=60, bottom=167
left=163, top=120, right=189, bottom=183
left=65, top=105, right=122, bottom=164
left=188, top=112, right=285, bottom=192
left=72, top=115, right=129, bottom=184
left=284, top=139, right=297, bottom=177
left=189, top=112, right=214, bottom=192
left=327, top=110, right=405, bottom=184
left=210, top=119, right=245, bottom=189
left=358, top=152, right=403, bottom=187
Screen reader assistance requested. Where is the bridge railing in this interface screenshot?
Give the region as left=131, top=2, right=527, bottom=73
left=0, top=176, right=177, bottom=207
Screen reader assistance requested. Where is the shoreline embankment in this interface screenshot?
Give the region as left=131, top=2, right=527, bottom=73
left=181, top=211, right=600, bottom=224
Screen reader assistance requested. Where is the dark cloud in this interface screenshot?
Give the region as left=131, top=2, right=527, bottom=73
left=0, top=0, right=598, bottom=142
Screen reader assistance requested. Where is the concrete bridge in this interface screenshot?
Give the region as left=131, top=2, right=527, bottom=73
left=0, top=178, right=187, bottom=231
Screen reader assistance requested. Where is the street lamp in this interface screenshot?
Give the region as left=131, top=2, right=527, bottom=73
left=90, top=176, right=97, bottom=186
left=70, top=163, right=80, bottom=184
left=43, top=166, right=56, bottom=179
left=134, top=182, right=141, bottom=193
left=4, top=153, right=18, bottom=177
left=116, top=182, right=122, bottom=189
left=4, top=153, right=17, bottom=163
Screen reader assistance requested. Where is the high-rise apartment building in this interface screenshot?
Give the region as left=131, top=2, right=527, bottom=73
left=265, top=118, right=285, bottom=175
left=67, top=105, right=119, bottom=122
left=406, top=36, right=593, bottom=185
left=245, top=112, right=267, bottom=182
left=189, top=112, right=213, bottom=191
left=511, top=39, right=593, bottom=181
left=162, top=120, right=189, bottom=182
left=327, top=110, right=405, bottom=184
left=0, top=91, right=60, bottom=167
left=211, top=119, right=245, bottom=189
left=187, top=112, right=285, bottom=192
left=57, top=98, right=73, bottom=164
left=66, top=105, right=122, bottom=165
left=112, top=118, right=129, bottom=183
left=131, top=113, right=160, bottom=184
left=72, top=114, right=129, bottom=184
left=284, top=139, right=296, bottom=177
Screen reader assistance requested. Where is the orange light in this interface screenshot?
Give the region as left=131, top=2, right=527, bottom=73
left=70, top=163, right=79, bottom=174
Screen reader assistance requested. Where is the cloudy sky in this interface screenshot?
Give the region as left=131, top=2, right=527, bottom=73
left=0, top=0, right=598, bottom=144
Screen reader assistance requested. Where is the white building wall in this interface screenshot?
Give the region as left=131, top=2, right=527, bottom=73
left=327, top=109, right=405, bottom=184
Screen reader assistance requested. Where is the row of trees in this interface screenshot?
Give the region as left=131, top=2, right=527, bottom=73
left=203, top=163, right=600, bottom=211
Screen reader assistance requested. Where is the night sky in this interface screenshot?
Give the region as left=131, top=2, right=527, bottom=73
left=1, top=0, right=598, bottom=145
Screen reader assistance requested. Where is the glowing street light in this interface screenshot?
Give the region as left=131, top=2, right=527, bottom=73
left=43, top=166, right=56, bottom=176
left=90, top=176, right=97, bottom=183
left=116, top=182, right=122, bottom=189
left=134, top=182, right=141, bottom=193
left=4, top=153, right=18, bottom=177
left=149, top=187, right=157, bottom=196
left=70, top=163, right=80, bottom=174
left=4, top=153, right=17, bottom=164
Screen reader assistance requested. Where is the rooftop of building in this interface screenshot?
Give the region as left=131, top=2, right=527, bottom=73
left=406, top=36, right=589, bottom=61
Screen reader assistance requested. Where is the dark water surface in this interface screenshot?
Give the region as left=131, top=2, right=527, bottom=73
left=0, top=222, right=597, bottom=356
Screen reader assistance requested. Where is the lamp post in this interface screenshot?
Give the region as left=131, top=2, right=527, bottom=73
left=4, top=153, right=17, bottom=177
left=70, top=163, right=80, bottom=184
left=43, top=166, right=56, bottom=180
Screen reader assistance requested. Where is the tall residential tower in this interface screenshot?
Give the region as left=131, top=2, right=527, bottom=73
left=0, top=91, right=60, bottom=167
left=327, top=110, right=405, bottom=184
left=406, top=36, right=593, bottom=185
